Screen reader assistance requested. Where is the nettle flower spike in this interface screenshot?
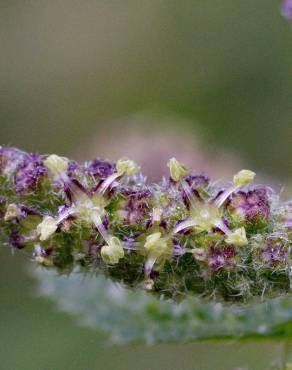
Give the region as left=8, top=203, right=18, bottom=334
left=1, top=146, right=292, bottom=302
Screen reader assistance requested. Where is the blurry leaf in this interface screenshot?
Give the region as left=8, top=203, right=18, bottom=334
left=34, top=268, right=292, bottom=345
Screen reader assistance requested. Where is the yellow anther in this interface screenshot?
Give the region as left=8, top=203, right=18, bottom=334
left=144, top=232, right=170, bottom=258
left=44, top=154, right=69, bottom=176
left=233, top=169, right=256, bottom=187
left=37, top=216, right=58, bottom=241
left=116, top=158, right=140, bottom=176
left=4, top=203, right=20, bottom=221
left=167, top=158, right=188, bottom=182
left=225, top=227, right=248, bottom=246
left=100, top=236, right=124, bottom=264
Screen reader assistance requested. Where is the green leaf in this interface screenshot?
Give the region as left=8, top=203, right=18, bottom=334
left=33, top=268, right=292, bottom=344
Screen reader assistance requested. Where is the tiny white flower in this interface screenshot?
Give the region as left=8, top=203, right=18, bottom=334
left=233, top=169, right=256, bottom=187
left=37, top=216, right=58, bottom=241
left=225, top=227, right=248, bottom=246
left=167, top=158, right=188, bottom=182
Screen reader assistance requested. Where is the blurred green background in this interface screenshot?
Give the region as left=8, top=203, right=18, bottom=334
left=0, top=1, right=292, bottom=369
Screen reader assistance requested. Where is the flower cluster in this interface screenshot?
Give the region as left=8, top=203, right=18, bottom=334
left=0, top=146, right=291, bottom=301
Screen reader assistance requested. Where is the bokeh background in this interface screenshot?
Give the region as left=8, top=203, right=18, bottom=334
left=0, top=1, right=291, bottom=369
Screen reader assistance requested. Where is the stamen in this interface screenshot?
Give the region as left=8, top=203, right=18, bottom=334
left=215, top=169, right=256, bottom=208
left=99, top=172, right=120, bottom=194
left=181, top=180, right=199, bottom=209
left=173, top=218, right=196, bottom=234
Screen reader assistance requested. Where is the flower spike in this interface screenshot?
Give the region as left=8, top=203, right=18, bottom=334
left=0, top=146, right=291, bottom=301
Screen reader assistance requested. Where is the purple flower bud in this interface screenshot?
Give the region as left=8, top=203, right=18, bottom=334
left=228, top=187, right=270, bottom=222
left=208, top=244, right=237, bottom=272
left=13, top=153, right=47, bottom=193
left=84, top=159, right=116, bottom=180
left=282, top=0, right=292, bottom=20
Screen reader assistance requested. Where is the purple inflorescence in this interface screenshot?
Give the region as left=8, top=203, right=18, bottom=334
left=0, top=146, right=292, bottom=301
